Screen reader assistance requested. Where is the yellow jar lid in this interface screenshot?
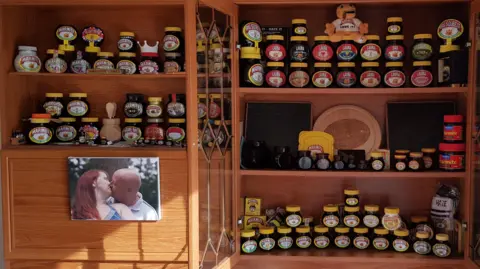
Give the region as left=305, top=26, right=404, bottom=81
left=69, top=93, right=87, bottom=98
left=120, top=31, right=135, bottom=37
left=81, top=117, right=99, bottom=123
left=370, top=151, right=383, bottom=158
left=125, top=118, right=142, bottom=123
left=421, top=148, right=436, bottom=153
left=240, top=47, right=261, bottom=59
left=209, top=94, right=222, bottom=99
left=314, top=62, right=331, bottom=68
left=362, top=62, right=379, bottom=67
left=335, top=227, right=350, bottom=233
left=413, top=61, right=432, bottom=67
left=396, top=149, right=410, bottom=154
left=414, top=34, right=432, bottom=40
left=46, top=93, right=63, bottom=98
left=416, top=231, right=429, bottom=239
left=165, top=27, right=182, bottom=32
left=31, top=118, right=50, bottom=124
left=290, top=62, right=308, bottom=68
left=440, top=44, right=460, bottom=53
left=291, top=36, right=308, bottom=42
left=411, top=216, right=428, bottom=223
left=47, top=49, right=65, bottom=55
left=394, top=229, right=409, bottom=237
left=259, top=226, right=274, bottom=235
left=374, top=228, right=389, bottom=235
left=296, top=226, right=310, bottom=233
left=241, top=229, right=255, bottom=238
left=387, top=17, right=403, bottom=23
left=197, top=94, right=207, bottom=98
left=394, top=154, right=407, bottom=159
left=314, top=35, right=330, bottom=41
left=365, top=35, right=380, bottom=40
left=97, top=52, right=114, bottom=57
left=409, top=152, right=423, bottom=158
left=384, top=207, right=400, bottom=214
left=386, top=35, right=404, bottom=41
left=354, top=227, right=368, bottom=234
left=267, top=62, right=285, bottom=67
left=148, top=97, right=163, bottom=102
left=266, top=35, right=284, bottom=41
left=314, top=225, right=328, bottom=233
left=210, top=43, right=222, bottom=49
left=386, top=62, right=403, bottom=67
left=119, top=52, right=136, bottom=57
left=338, top=62, right=355, bottom=68
left=58, top=44, right=75, bottom=52
left=59, top=117, right=76, bottom=122
left=345, top=206, right=360, bottom=213
left=365, top=204, right=379, bottom=211
left=169, top=118, right=186, bottom=123
left=286, top=205, right=301, bottom=212
left=323, top=204, right=338, bottom=212
left=342, top=35, right=354, bottom=41
left=85, top=46, right=101, bottom=53
left=436, top=233, right=449, bottom=241
left=344, top=189, right=359, bottom=195
left=292, top=19, right=307, bottom=24
left=214, top=120, right=222, bottom=125
left=277, top=226, right=292, bottom=234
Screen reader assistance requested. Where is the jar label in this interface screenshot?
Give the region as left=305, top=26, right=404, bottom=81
left=44, top=101, right=63, bottom=117
left=46, top=57, right=67, bottom=73
left=139, top=60, right=159, bottom=74
left=363, top=215, right=379, bottom=228
left=266, top=44, right=286, bottom=61
left=163, top=35, right=180, bottom=52
left=248, top=64, right=264, bottom=86
left=360, top=70, right=381, bottom=87
left=289, top=71, right=309, bottom=88
left=413, top=241, right=431, bottom=255
left=384, top=70, right=406, bottom=87
left=118, top=38, right=134, bottom=51
left=29, top=127, right=52, bottom=144
left=373, top=237, right=389, bottom=250
left=408, top=160, right=420, bottom=170
left=147, top=104, right=162, bottom=118
left=166, top=126, right=185, bottom=142
left=433, top=243, right=451, bottom=258
left=312, top=71, right=333, bottom=88
left=385, top=45, right=405, bottom=61
left=296, top=236, right=312, bottom=248
left=209, top=101, right=221, bottom=118
left=278, top=236, right=293, bottom=249
left=393, top=239, right=409, bottom=252
left=313, top=44, right=333, bottom=61
left=336, top=44, right=357, bottom=61
left=323, top=215, right=339, bottom=227
left=411, top=70, right=433, bottom=87
left=438, top=19, right=463, bottom=40
left=196, top=27, right=207, bottom=41
left=439, top=153, right=464, bottom=170
left=382, top=215, right=401, bottom=231
left=372, top=159, right=384, bottom=171
left=67, top=100, right=88, bottom=117
left=82, top=27, right=104, bottom=43
left=259, top=238, right=275, bottom=251
left=167, top=102, right=185, bottom=117
left=353, top=236, right=370, bottom=249
left=124, top=102, right=143, bottom=118
left=345, top=198, right=358, bottom=206
left=242, top=22, right=262, bottom=43
left=56, top=26, right=77, bottom=41
left=290, top=45, right=308, bottom=62
left=336, top=71, right=356, bottom=87
left=122, top=126, right=142, bottom=142
left=241, top=240, right=257, bottom=253
left=396, top=161, right=406, bottom=171
left=18, top=56, right=41, bottom=72
left=360, top=44, right=381, bottom=61
left=198, top=102, right=207, bottom=119
left=56, top=125, right=77, bottom=142
left=81, top=125, right=99, bottom=140
left=164, top=61, right=180, bottom=73
left=71, top=59, right=90, bottom=74
left=294, top=26, right=307, bottom=35
left=316, top=158, right=330, bottom=170
left=145, top=124, right=164, bottom=140
left=93, top=59, right=114, bottom=70
left=423, top=156, right=433, bottom=169
left=412, top=43, right=433, bottom=60
left=285, top=214, right=302, bottom=227
left=117, top=60, right=137, bottom=75
left=344, top=214, right=360, bottom=227
left=334, top=235, right=350, bottom=248
left=314, top=236, right=330, bottom=249
left=266, top=70, right=286, bottom=88
left=388, top=25, right=401, bottom=34
left=444, top=125, right=463, bottom=141
left=297, top=157, right=312, bottom=170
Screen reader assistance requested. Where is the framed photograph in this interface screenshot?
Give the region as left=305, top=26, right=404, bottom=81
left=68, top=157, right=160, bottom=221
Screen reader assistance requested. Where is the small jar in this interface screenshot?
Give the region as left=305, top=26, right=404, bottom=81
left=344, top=189, right=359, bottom=206
left=265, top=35, right=286, bottom=62
left=240, top=230, right=257, bottom=254
left=146, top=97, right=163, bottom=118
left=55, top=117, right=77, bottom=143
left=312, top=62, right=334, bottom=88
left=408, top=152, right=424, bottom=171
left=258, top=227, right=275, bottom=251
left=82, top=26, right=104, bottom=55
left=413, top=231, right=431, bottom=255
left=14, top=46, right=41, bottom=72
left=274, top=146, right=294, bottom=170
left=297, top=151, right=313, bottom=170
left=118, top=32, right=137, bottom=53
left=163, top=27, right=184, bottom=54
left=145, top=118, right=165, bottom=145
left=28, top=118, right=53, bottom=145
left=117, top=52, right=137, bottom=75
left=334, top=227, right=351, bottom=249
left=363, top=204, right=380, bottom=228
left=289, top=36, right=310, bottom=63
left=197, top=94, right=207, bottom=119
left=412, top=34, right=433, bottom=61
left=167, top=93, right=186, bottom=118
left=45, top=49, right=67, bottom=73
left=67, top=93, right=89, bottom=118
left=370, top=151, right=385, bottom=171
left=122, top=118, right=143, bottom=143
left=439, top=143, right=465, bottom=171
left=322, top=204, right=340, bottom=228
left=384, top=62, right=406, bottom=88
left=433, top=233, right=451, bottom=258
left=385, top=35, right=405, bottom=61
left=336, top=62, right=356, bottom=88
left=353, top=227, right=370, bottom=250
left=312, top=35, right=333, bottom=62
left=139, top=50, right=160, bottom=74
left=208, top=94, right=222, bottom=120
left=394, top=154, right=408, bottom=171
left=337, top=36, right=358, bottom=62
left=387, top=17, right=403, bottom=35
left=289, top=62, right=309, bottom=88
left=166, top=118, right=186, bottom=145
left=333, top=155, right=345, bottom=170
left=444, top=115, right=464, bottom=142
left=343, top=206, right=361, bottom=228
left=292, top=18, right=307, bottom=36
left=411, top=61, right=433, bottom=87
left=295, top=226, right=312, bottom=249
left=360, top=62, right=381, bottom=88
left=277, top=226, right=294, bottom=250
left=315, top=153, right=331, bottom=170
left=393, top=229, right=410, bottom=252
left=79, top=117, right=100, bottom=144
left=313, top=225, right=330, bottom=249
left=410, top=216, right=434, bottom=240
left=84, top=46, right=101, bottom=68
left=240, top=47, right=263, bottom=87
left=265, top=62, right=287, bottom=88
left=421, top=148, right=437, bottom=170
left=43, top=93, right=64, bottom=118
left=360, top=35, right=382, bottom=61
left=284, top=205, right=302, bottom=228
left=124, top=93, right=145, bottom=118
left=56, top=25, right=77, bottom=51
left=372, top=228, right=390, bottom=251
left=382, top=207, right=401, bottom=231
left=165, top=52, right=184, bottom=73
left=94, top=52, right=115, bottom=71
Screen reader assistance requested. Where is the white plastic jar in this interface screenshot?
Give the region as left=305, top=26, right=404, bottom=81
left=14, top=46, right=41, bottom=72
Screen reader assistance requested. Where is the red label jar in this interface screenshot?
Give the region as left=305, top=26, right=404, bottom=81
left=289, top=62, right=309, bottom=88
left=312, top=35, right=333, bottom=62
left=360, top=35, right=381, bottom=61
left=384, top=35, right=405, bottom=61
left=265, top=62, right=287, bottom=88
left=360, top=62, right=381, bottom=88
left=411, top=61, right=433, bottom=87
left=312, top=62, right=333, bottom=88
left=336, top=36, right=358, bottom=62
left=384, top=62, right=405, bottom=88
left=444, top=115, right=464, bottom=142
left=336, top=62, right=356, bottom=88
left=265, top=35, right=286, bottom=62
left=439, top=143, right=465, bottom=171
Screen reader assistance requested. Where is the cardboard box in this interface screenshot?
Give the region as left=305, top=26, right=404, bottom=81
left=244, top=216, right=267, bottom=229
left=244, top=197, right=262, bottom=216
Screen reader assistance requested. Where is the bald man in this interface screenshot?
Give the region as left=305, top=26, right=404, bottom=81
left=110, top=168, right=159, bottom=221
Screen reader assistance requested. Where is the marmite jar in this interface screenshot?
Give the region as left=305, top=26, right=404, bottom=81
left=412, top=34, right=433, bottom=61
left=337, top=36, right=358, bottom=62
left=45, top=49, right=67, bottom=74
left=295, top=226, right=312, bottom=249
left=163, top=27, right=184, bottom=54
left=433, top=234, right=451, bottom=258
left=312, top=62, right=333, bottom=88
left=372, top=228, right=390, bottom=251
left=413, top=231, right=431, bottom=255
left=292, top=18, right=307, bottom=37
left=360, top=62, right=381, bottom=88
left=312, top=35, right=333, bottom=62
left=382, top=207, right=401, bottom=231
left=370, top=151, right=385, bottom=171
left=240, top=47, right=263, bottom=87
left=197, top=94, right=207, bottom=119
left=241, top=230, right=257, bottom=254
left=265, top=35, right=286, bottom=62
left=258, top=227, right=275, bottom=251
left=277, top=226, right=294, bottom=250
left=118, top=32, right=137, bottom=53
left=290, top=36, right=310, bottom=63
left=28, top=118, right=53, bottom=145
left=79, top=117, right=100, bottom=144
left=94, top=52, right=115, bottom=71
left=344, top=189, right=359, bottom=206
left=57, top=44, right=75, bottom=73
left=313, top=225, right=331, bottom=249
left=384, top=62, right=406, bottom=88
left=166, top=118, right=186, bottom=145
left=167, top=93, right=186, bottom=118
left=284, top=205, right=302, bottom=228
left=360, top=35, right=382, bottom=61
left=265, top=62, right=287, bottom=88
left=239, top=20, right=262, bottom=48
left=164, top=52, right=184, bottom=73
left=363, top=204, right=380, bottom=228
left=146, top=97, right=163, bottom=118
left=353, top=227, right=370, bottom=250
left=117, top=52, right=137, bottom=75
left=56, top=25, right=77, bottom=70
left=289, top=62, right=309, bottom=88
left=410, top=216, right=434, bottom=240
left=208, top=94, right=222, bottom=120
left=393, top=229, right=410, bottom=252
left=384, top=35, right=405, bottom=62
left=387, top=17, right=403, bottom=35
left=67, top=93, right=89, bottom=118
left=55, top=117, right=77, bottom=143
left=411, top=61, right=433, bottom=88
left=145, top=118, right=164, bottom=145
left=336, top=62, right=356, bottom=88
left=343, top=206, right=361, bottom=228
left=422, top=148, right=437, bottom=170
left=322, top=204, right=340, bottom=228
left=122, top=118, right=143, bottom=143
left=43, top=93, right=64, bottom=118
left=394, top=154, right=408, bottom=171
left=124, top=93, right=145, bottom=118
left=334, top=227, right=351, bottom=248
left=408, top=152, right=424, bottom=171
left=84, top=46, right=101, bottom=68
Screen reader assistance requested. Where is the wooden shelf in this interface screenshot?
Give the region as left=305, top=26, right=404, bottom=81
left=8, top=72, right=186, bottom=79
left=240, top=169, right=465, bottom=178
left=235, top=0, right=468, bottom=4
left=0, top=0, right=183, bottom=5
left=239, top=87, right=467, bottom=95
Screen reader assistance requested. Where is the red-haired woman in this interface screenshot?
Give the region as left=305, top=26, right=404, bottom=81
left=72, top=170, right=135, bottom=220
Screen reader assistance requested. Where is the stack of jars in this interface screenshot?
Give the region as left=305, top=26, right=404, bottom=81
left=384, top=17, right=407, bottom=88
left=288, top=19, right=310, bottom=88
left=197, top=94, right=232, bottom=149
left=264, top=34, right=287, bottom=88
left=439, top=115, right=466, bottom=171
left=335, top=36, right=358, bottom=88
left=239, top=20, right=264, bottom=87
left=410, top=34, right=434, bottom=87
left=311, top=35, right=334, bottom=88
left=359, top=35, right=382, bottom=88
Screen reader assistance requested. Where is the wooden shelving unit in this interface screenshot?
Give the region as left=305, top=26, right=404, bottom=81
left=240, top=169, right=466, bottom=178
left=9, top=72, right=187, bottom=79
left=239, top=87, right=467, bottom=95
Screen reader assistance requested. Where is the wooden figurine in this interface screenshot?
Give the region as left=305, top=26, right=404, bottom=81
left=325, top=4, right=368, bottom=43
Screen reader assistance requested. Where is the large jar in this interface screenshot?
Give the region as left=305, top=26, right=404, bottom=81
left=163, top=27, right=184, bottom=54
left=284, top=205, right=302, bottom=228
left=118, top=31, right=137, bottom=53
left=146, top=97, right=163, bottom=118
left=45, top=49, right=67, bottom=73
left=312, top=35, right=333, bottom=62
left=124, top=93, right=145, bottom=118
left=265, top=62, right=287, bottom=88
left=239, top=20, right=262, bottom=48
left=28, top=118, right=53, bottom=145
left=289, top=62, right=309, bottom=88
left=14, top=46, right=41, bottom=72
left=265, top=35, right=286, bottom=62
left=290, top=36, right=310, bottom=63
left=384, top=35, right=405, bottom=62
left=240, top=47, right=263, bottom=87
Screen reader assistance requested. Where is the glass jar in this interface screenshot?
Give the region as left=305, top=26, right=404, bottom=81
left=313, top=225, right=330, bottom=249
left=164, top=52, right=184, bottom=73
left=394, top=154, right=408, bottom=171
left=289, top=62, right=309, bottom=88
left=295, top=226, right=312, bottom=249
left=370, top=151, right=385, bottom=171
left=84, top=46, right=101, bottom=68
left=55, top=117, right=77, bottom=143
left=336, top=36, right=358, bottom=62
left=372, top=228, right=390, bottom=251
left=384, top=62, right=406, bottom=88
left=82, top=26, right=104, bottom=55
left=292, top=18, right=307, bottom=36
left=124, top=93, right=145, bottom=118
left=94, top=52, right=115, bottom=71
left=45, top=49, right=67, bottom=73
left=28, top=118, right=53, bottom=145
left=312, top=35, right=333, bottom=62
left=14, top=46, right=41, bottom=72
left=439, top=142, right=465, bottom=171
left=297, top=150, right=313, bottom=170
left=387, top=17, right=403, bottom=35
left=277, top=226, right=294, bottom=250
left=43, top=93, right=64, bottom=118
left=79, top=117, right=100, bottom=144
left=58, top=45, right=75, bottom=73
left=413, top=231, right=431, bottom=255
left=382, top=207, right=401, bottom=231
left=208, top=94, right=222, bottom=120
left=265, top=62, right=287, bottom=88
left=122, top=118, right=143, bottom=143
left=411, top=61, right=433, bottom=87
left=322, top=204, right=340, bottom=228
left=343, top=206, right=361, bottom=228
left=139, top=49, right=160, bottom=74
left=312, top=62, right=333, bottom=88
left=117, top=52, right=137, bottom=75
left=344, top=189, right=359, bottom=206
left=240, top=47, right=263, bottom=87
left=239, top=20, right=262, bottom=48
left=393, top=229, right=410, bottom=252
left=353, top=227, right=370, bottom=250
left=433, top=233, right=451, bottom=258
left=167, top=93, right=186, bottom=118
left=284, top=205, right=302, bottom=228
left=67, top=93, right=89, bottom=118
left=146, top=97, right=163, bottom=118
left=384, top=35, right=405, bottom=61
left=290, top=36, right=310, bottom=63
left=444, top=115, right=464, bottom=142
left=274, top=146, right=294, bottom=170
left=438, top=45, right=461, bottom=86
left=240, top=230, right=257, bottom=254
left=408, top=152, right=424, bottom=171
left=145, top=118, right=165, bottom=145
left=336, top=62, right=356, bottom=88
left=334, top=227, right=351, bottom=248
left=410, top=216, right=434, bottom=240
left=422, top=148, right=437, bottom=170
left=197, top=94, right=207, bottom=119
left=163, top=27, right=184, bottom=54
left=315, top=153, right=331, bottom=170
left=360, top=62, right=381, bottom=88
left=258, top=227, right=275, bottom=251
left=412, top=34, right=433, bottom=61
left=56, top=25, right=77, bottom=52
left=166, top=118, right=186, bottom=145
left=118, top=32, right=137, bottom=53
left=361, top=35, right=381, bottom=61
left=333, top=155, right=345, bottom=170
left=363, top=204, right=380, bottom=228
left=265, top=35, right=286, bottom=62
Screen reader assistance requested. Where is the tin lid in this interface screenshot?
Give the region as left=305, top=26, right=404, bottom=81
left=46, top=93, right=64, bottom=98
left=444, top=115, right=463, bottom=122
left=440, top=44, right=460, bottom=53
left=439, top=143, right=465, bottom=152
left=436, top=233, right=449, bottom=241
left=354, top=227, right=368, bottom=234
left=165, top=27, right=182, bottom=32
left=387, top=17, right=403, bottom=23
left=362, top=62, right=379, bottom=67
left=395, top=149, right=410, bottom=154
left=370, top=151, right=383, bottom=158
left=286, top=205, right=301, bottom=212
left=125, top=118, right=142, bottom=123
left=197, top=94, right=207, bottom=98
left=240, top=47, right=261, bottom=59
left=291, top=62, right=308, bottom=68
left=384, top=207, right=400, bottom=214
left=409, top=152, right=423, bottom=158
left=209, top=94, right=222, bottom=99
left=413, top=61, right=432, bottom=67
left=314, top=62, right=331, bottom=68
left=394, top=229, right=409, bottom=237
left=69, top=93, right=87, bottom=98
left=59, top=117, right=76, bottom=122
left=81, top=117, right=99, bottom=123
left=169, top=118, right=186, bottom=123
left=335, top=227, right=350, bottom=233
left=344, top=189, right=359, bottom=195
left=394, top=154, right=407, bottom=159
left=416, top=231, right=429, bottom=239
left=292, top=18, right=307, bottom=24
left=386, top=62, right=403, bottom=67
left=323, top=204, right=338, bottom=212
left=148, top=97, right=163, bottom=102
left=120, top=31, right=135, bottom=37
left=47, top=49, right=65, bottom=55
left=344, top=206, right=359, bottom=212
left=338, top=62, right=355, bottom=68
left=267, top=62, right=285, bottom=67
left=119, top=52, right=136, bottom=57
left=18, top=46, right=37, bottom=51
left=365, top=204, right=379, bottom=211
left=266, top=35, right=284, bottom=41
left=290, top=36, right=308, bottom=42
left=374, top=228, right=389, bottom=235
left=386, top=35, right=404, bottom=40
left=259, top=226, right=275, bottom=235
left=296, top=226, right=310, bottom=233
left=241, top=229, right=255, bottom=238
left=277, top=226, right=292, bottom=234
left=314, top=35, right=329, bottom=41
left=30, top=118, right=50, bottom=124
left=421, top=148, right=436, bottom=153
left=97, top=52, right=114, bottom=57
left=365, top=35, right=380, bottom=40
left=32, top=113, right=51, bottom=119
left=314, top=225, right=328, bottom=233
left=414, top=34, right=432, bottom=39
